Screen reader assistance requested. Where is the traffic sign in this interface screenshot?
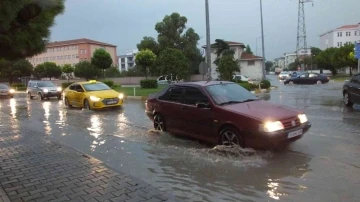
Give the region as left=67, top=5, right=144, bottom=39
left=355, top=43, right=360, bottom=59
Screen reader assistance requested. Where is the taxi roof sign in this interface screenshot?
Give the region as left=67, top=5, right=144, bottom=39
left=88, top=80, right=97, bottom=83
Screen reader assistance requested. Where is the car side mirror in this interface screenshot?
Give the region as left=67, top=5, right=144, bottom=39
left=196, top=102, right=211, bottom=109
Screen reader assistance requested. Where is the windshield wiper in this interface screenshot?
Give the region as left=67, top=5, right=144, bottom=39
left=219, top=99, right=258, bottom=105
left=241, top=99, right=258, bottom=103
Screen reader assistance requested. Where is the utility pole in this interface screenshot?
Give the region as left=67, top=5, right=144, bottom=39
left=260, top=0, right=266, bottom=80
left=296, top=0, right=313, bottom=71
left=205, top=0, right=212, bottom=80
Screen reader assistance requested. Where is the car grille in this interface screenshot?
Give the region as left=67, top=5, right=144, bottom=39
left=0, top=90, right=8, bottom=93
left=281, top=117, right=301, bottom=129
left=102, top=98, right=119, bottom=105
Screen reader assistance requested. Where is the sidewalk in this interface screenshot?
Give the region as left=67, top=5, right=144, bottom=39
left=0, top=113, right=176, bottom=202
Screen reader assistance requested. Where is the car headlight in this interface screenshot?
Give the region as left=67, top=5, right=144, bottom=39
left=57, top=87, right=62, bottom=91
left=298, top=114, right=308, bottom=124
left=9, top=89, right=15, bottom=93
left=260, top=121, right=284, bottom=132
left=43, top=89, right=49, bottom=93
left=89, top=95, right=101, bottom=102
left=118, top=93, right=124, bottom=99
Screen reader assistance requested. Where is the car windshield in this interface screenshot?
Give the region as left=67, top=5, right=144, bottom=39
left=0, top=84, right=9, bottom=89
left=38, top=81, right=56, bottom=87
left=83, top=83, right=111, bottom=91
left=205, top=83, right=258, bottom=105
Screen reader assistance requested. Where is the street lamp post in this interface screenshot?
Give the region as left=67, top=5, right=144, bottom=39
left=260, top=0, right=266, bottom=80
left=205, top=0, right=212, bottom=80
left=256, top=36, right=262, bottom=56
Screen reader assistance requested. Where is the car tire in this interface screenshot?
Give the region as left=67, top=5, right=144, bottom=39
left=153, top=114, right=166, bottom=132
left=83, top=99, right=91, bottom=110
left=28, top=93, right=34, bottom=99
left=344, top=92, right=354, bottom=107
left=38, top=92, right=44, bottom=100
left=316, top=80, right=322, bottom=84
left=64, top=97, right=72, bottom=108
left=289, top=81, right=294, bottom=85
left=219, top=126, right=244, bottom=147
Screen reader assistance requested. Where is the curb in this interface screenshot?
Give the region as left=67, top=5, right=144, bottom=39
left=125, top=96, right=147, bottom=100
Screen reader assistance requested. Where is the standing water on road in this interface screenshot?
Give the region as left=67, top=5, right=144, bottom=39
left=1, top=76, right=360, bottom=201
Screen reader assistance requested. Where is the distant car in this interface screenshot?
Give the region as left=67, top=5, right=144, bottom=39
left=278, top=71, right=291, bottom=80
left=343, top=73, right=360, bottom=107
left=290, top=71, right=304, bottom=78
left=27, top=80, right=62, bottom=100
left=233, top=75, right=252, bottom=83
left=284, top=73, right=330, bottom=85
left=62, top=80, right=124, bottom=110
left=157, top=75, right=176, bottom=85
left=0, top=84, right=15, bottom=98
left=145, top=81, right=311, bottom=149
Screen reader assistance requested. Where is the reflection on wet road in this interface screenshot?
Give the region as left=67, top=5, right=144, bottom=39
left=1, top=76, right=360, bottom=201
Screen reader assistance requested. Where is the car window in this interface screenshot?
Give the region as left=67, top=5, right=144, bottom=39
left=183, top=87, right=209, bottom=106
left=353, top=75, right=360, bottom=83
left=158, top=76, right=165, bottom=81
left=300, top=74, right=309, bottom=78
left=38, top=81, right=56, bottom=87
left=309, top=73, right=318, bottom=78
left=206, top=83, right=258, bottom=105
left=82, top=83, right=110, bottom=91
left=0, top=84, right=8, bottom=89
left=69, top=84, right=77, bottom=91
left=160, top=87, right=183, bottom=103
left=76, top=85, right=84, bottom=92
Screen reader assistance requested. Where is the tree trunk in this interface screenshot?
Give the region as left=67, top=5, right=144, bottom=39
left=103, top=69, right=105, bottom=80
left=67, top=74, right=69, bottom=83
left=349, top=67, right=352, bottom=77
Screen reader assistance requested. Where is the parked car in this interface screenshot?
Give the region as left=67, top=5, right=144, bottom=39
left=0, top=84, right=15, bottom=98
left=284, top=73, right=330, bottom=85
left=62, top=80, right=124, bottom=110
left=278, top=71, right=291, bottom=80
left=233, top=75, right=253, bottom=83
left=157, top=75, right=177, bottom=85
left=27, top=80, right=62, bottom=100
left=343, top=73, right=360, bottom=107
left=145, top=81, right=311, bottom=149
left=290, top=71, right=304, bottom=78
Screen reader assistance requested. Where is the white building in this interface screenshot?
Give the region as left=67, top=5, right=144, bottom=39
left=320, top=24, right=360, bottom=50
left=273, top=57, right=285, bottom=69
left=118, top=49, right=138, bottom=72
left=284, top=49, right=311, bottom=68
left=202, top=41, right=264, bottom=80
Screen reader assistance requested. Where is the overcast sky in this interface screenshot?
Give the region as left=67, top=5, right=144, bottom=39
left=50, top=0, right=360, bottom=60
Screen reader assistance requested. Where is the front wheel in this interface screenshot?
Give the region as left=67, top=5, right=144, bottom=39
left=28, top=93, right=34, bottom=99
left=64, top=97, right=72, bottom=108
left=38, top=92, right=44, bottom=100
left=344, top=92, right=354, bottom=107
left=83, top=99, right=91, bottom=110
left=316, top=80, right=322, bottom=84
left=154, top=114, right=166, bottom=132
left=219, top=126, right=244, bottom=147
left=289, top=81, right=294, bottom=85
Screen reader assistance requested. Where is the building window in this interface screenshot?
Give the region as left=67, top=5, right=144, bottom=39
left=76, top=54, right=79, bottom=58
left=80, top=50, right=83, bottom=54
left=248, top=61, right=255, bottom=66
left=72, top=55, right=75, bottom=59
left=338, top=32, right=342, bottom=37
left=346, top=32, right=351, bottom=36
left=84, top=50, right=87, bottom=54
left=355, top=31, right=358, bottom=36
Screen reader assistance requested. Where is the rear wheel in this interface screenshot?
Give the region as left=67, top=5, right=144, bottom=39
left=28, top=93, right=34, bottom=99
left=219, top=126, right=244, bottom=147
left=64, top=97, right=72, bottom=108
left=83, top=99, right=91, bottom=110
left=154, top=114, right=166, bottom=132
left=316, top=80, right=322, bottom=84
left=289, top=81, right=294, bottom=85
left=344, top=92, right=354, bottom=107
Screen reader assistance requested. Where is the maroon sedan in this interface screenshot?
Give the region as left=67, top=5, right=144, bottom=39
left=145, top=81, right=311, bottom=149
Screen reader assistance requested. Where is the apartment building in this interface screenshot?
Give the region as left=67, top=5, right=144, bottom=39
left=118, top=49, right=138, bottom=72
left=284, top=49, right=311, bottom=68
left=27, top=38, right=117, bottom=67
left=320, top=24, right=360, bottom=50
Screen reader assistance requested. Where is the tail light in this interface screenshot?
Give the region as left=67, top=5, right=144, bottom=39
left=327, top=77, right=330, bottom=80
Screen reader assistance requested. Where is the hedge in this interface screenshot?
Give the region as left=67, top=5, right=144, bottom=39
left=140, top=79, right=158, bottom=89
left=260, top=79, right=271, bottom=89
left=61, top=82, right=74, bottom=89
left=11, top=83, right=25, bottom=88
left=102, top=80, right=114, bottom=87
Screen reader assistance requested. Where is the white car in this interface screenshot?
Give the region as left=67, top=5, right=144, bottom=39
left=157, top=75, right=175, bottom=85
left=233, top=75, right=252, bottom=83
left=278, top=72, right=291, bottom=80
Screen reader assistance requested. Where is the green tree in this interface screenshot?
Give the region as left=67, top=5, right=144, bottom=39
left=157, top=48, right=190, bottom=81
left=212, top=39, right=235, bottom=66
left=0, top=59, right=33, bottom=84
left=62, top=64, right=74, bottom=82
left=33, top=63, right=46, bottom=79
left=34, top=62, right=61, bottom=80
left=135, top=49, right=156, bottom=79
left=0, top=0, right=65, bottom=60
left=265, top=61, right=273, bottom=72
left=74, top=61, right=100, bottom=80
left=245, top=45, right=253, bottom=54
left=105, top=66, right=121, bottom=78
left=315, top=47, right=337, bottom=75
left=91, top=49, right=113, bottom=79
left=216, top=54, right=239, bottom=81
left=137, top=37, right=159, bottom=55
left=137, top=12, right=202, bottom=75
left=288, top=62, right=298, bottom=71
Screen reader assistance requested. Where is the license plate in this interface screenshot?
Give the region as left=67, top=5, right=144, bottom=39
left=107, top=101, right=117, bottom=105
left=288, top=129, right=303, bottom=138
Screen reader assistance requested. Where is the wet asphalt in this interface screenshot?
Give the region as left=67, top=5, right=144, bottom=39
left=0, top=75, right=360, bottom=202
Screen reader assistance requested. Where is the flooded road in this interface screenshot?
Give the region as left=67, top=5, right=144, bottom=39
left=1, top=76, right=360, bottom=201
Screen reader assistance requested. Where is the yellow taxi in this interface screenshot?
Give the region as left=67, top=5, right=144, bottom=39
left=63, top=80, right=124, bottom=110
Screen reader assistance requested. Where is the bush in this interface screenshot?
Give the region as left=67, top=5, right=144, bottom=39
left=140, top=79, right=158, bottom=89
left=260, top=79, right=271, bottom=89
left=102, top=80, right=114, bottom=87
left=11, top=83, right=25, bottom=88
left=238, top=82, right=258, bottom=91
left=61, top=82, right=74, bottom=89
left=16, top=87, right=27, bottom=91
left=112, top=84, right=121, bottom=89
